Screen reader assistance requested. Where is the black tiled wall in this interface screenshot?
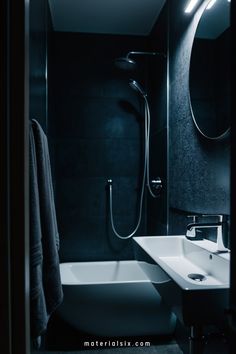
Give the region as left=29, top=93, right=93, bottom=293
left=168, top=0, right=230, bottom=235
left=48, top=33, right=151, bottom=261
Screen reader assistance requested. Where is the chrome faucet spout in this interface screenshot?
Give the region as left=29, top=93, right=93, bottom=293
left=185, top=214, right=229, bottom=252
left=187, top=222, right=222, bottom=231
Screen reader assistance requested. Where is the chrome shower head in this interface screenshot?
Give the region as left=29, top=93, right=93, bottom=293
left=115, top=51, right=166, bottom=71
left=115, top=57, right=137, bottom=71
left=129, top=79, right=147, bottom=97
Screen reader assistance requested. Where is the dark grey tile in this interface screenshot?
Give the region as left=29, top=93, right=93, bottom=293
left=48, top=32, right=158, bottom=263
left=51, top=96, right=142, bottom=139
left=58, top=216, right=108, bottom=262
left=57, top=213, right=137, bottom=262
left=55, top=177, right=107, bottom=218
left=53, top=138, right=141, bottom=178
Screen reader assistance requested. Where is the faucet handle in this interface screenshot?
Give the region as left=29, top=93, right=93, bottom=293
left=187, top=215, right=199, bottom=223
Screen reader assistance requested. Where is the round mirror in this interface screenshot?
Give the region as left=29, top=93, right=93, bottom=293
left=189, top=0, right=230, bottom=140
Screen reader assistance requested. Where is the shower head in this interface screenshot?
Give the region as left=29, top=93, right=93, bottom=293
left=129, top=79, right=147, bottom=97
left=115, top=51, right=166, bottom=71
left=115, top=57, right=137, bottom=71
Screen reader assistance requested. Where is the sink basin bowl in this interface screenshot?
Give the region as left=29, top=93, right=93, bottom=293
left=133, top=235, right=230, bottom=326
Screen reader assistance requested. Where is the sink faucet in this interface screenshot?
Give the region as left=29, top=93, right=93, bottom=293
left=186, top=214, right=229, bottom=252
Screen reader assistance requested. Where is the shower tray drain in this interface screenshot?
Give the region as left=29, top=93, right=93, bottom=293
left=188, top=273, right=206, bottom=282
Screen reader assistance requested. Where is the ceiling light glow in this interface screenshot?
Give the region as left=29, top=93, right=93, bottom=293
left=184, top=0, right=200, bottom=13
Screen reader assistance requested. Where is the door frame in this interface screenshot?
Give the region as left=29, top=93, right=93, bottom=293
left=230, top=0, right=236, bottom=352
left=0, top=1, right=30, bottom=353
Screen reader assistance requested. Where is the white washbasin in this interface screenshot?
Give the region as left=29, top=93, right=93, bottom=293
left=133, top=235, right=230, bottom=326
left=133, top=235, right=229, bottom=290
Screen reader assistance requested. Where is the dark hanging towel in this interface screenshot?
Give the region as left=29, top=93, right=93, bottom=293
left=30, top=119, right=63, bottom=346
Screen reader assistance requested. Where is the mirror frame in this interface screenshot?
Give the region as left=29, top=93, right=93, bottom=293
left=189, top=0, right=231, bottom=141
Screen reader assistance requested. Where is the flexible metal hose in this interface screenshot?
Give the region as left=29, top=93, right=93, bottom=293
left=109, top=96, right=158, bottom=239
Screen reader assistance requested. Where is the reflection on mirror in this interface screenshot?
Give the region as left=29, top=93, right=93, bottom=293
left=189, top=0, right=230, bottom=140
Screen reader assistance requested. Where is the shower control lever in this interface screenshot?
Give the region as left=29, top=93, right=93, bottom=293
left=150, top=177, right=162, bottom=194
left=187, top=215, right=199, bottom=223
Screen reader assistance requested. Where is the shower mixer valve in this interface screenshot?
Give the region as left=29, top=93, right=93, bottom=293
left=150, top=178, right=162, bottom=194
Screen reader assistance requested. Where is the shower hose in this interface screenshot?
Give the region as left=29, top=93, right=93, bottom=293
left=108, top=96, right=159, bottom=239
